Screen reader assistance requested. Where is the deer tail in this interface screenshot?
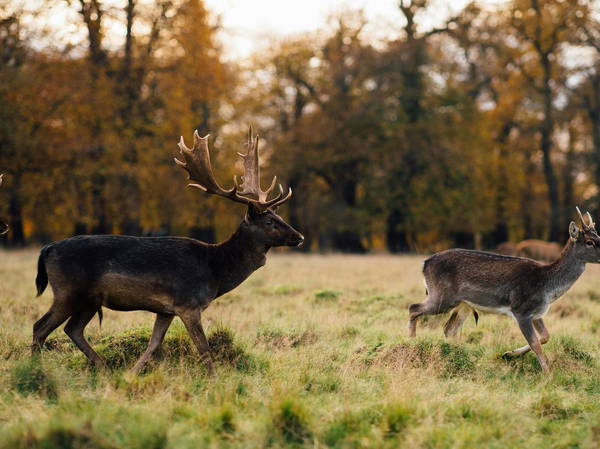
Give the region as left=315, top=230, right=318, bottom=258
left=35, top=245, right=52, bottom=297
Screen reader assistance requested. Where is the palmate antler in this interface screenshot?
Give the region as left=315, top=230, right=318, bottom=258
left=175, top=127, right=292, bottom=212
left=576, top=206, right=596, bottom=231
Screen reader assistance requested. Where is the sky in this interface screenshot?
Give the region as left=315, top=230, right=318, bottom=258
left=21, top=0, right=508, bottom=59
left=203, top=0, right=508, bottom=59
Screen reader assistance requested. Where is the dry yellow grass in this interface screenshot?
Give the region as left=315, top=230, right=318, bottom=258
left=1, top=248, right=600, bottom=448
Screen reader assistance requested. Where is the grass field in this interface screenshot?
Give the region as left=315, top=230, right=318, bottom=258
left=2, top=248, right=600, bottom=448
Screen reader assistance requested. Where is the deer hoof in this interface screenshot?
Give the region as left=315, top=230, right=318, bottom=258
left=501, top=351, right=514, bottom=360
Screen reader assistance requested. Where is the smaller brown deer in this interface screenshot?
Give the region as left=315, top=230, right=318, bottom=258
left=409, top=208, right=600, bottom=372
left=0, top=174, right=8, bottom=235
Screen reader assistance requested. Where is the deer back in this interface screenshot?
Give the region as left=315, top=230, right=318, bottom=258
left=42, top=235, right=218, bottom=312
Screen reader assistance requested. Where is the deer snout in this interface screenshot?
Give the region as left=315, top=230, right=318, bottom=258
left=291, top=233, right=304, bottom=247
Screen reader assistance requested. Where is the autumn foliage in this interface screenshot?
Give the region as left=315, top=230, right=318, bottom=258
left=1, top=0, right=599, bottom=252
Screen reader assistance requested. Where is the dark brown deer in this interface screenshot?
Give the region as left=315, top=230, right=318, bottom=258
left=0, top=174, right=8, bottom=235
left=408, top=208, right=600, bottom=372
left=33, top=128, right=303, bottom=373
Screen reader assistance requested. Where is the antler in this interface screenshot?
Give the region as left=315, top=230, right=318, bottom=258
left=576, top=206, right=596, bottom=231
left=175, top=131, right=248, bottom=205
left=175, top=128, right=292, bottom=212
left=236, top=127, right=292, bottom=210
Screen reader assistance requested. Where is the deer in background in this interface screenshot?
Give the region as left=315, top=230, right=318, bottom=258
left=33, top=128, right=303, bottom=374
left=409, top=208, right=600, bottom=372
left=0, top=175, right=8, bottom=235
left=516, top=240, right=561, bottom=262
left=495, top=240, right=561, bottom=262
left=495, top=241, right=519, bottom=256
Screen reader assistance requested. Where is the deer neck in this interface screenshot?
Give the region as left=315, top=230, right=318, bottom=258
left=212, top=223, right=270, bottom=297
left=543, top=239, right=585, bottom=303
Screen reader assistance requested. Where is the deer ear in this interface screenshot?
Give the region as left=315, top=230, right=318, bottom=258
left=245, top=203, right=260, bottom=220
left=569, top=221, right=580, bottom=240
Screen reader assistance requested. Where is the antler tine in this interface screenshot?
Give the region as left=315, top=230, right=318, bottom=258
left=587, top=211, right=596, bottom=230
left=175, top=131, right=248, bottom=205
left=268, top=186, right=293, bottom=210
left=237, top=126, right=282, bottom=208
left=576, top=206, right=590, bottom=230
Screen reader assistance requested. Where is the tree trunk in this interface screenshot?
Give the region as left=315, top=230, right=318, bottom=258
left=331, top=177, right=365, bottom=253
left=522, top=152, right=536, bottom=239
left=492, top=122, right=514, bottom=245
left=540, top=55, right=560, bottom=241
left=386, top=209, right=409, bottom=253
left=588, top=72, right=600, bottom=217
left=562, top=126, right=576, bottom=232
left=8, top=173, right=24, bottom=246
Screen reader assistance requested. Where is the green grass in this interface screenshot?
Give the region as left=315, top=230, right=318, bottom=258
left=2, top=248, right=600, bottom=448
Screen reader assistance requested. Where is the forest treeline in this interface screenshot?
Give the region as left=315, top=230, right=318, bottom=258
left=1, top=0, right=600, bottom=252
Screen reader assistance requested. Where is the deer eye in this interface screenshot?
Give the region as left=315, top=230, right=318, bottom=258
left=586, top=240, right=594, bottom=247
left=265, top=219, right=274, bottom=226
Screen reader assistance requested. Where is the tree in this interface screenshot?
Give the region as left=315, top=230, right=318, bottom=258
left=509, top=0, right=587, bottom=241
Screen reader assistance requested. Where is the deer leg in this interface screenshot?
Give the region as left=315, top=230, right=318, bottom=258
left=408, top=303, right=425, bottom=337
left=64, top=307, right=107, bottom=369
left=32, top=303, right=72, bottom=352
left=409, top=295, right=457, bottom=337
left=443, top=303, right=471, bottom=338
left=533, top=318, right=550, bottom=344
left=130, top=314, right=174, bottom=374
left=507, top=317, right=549, bottom=372
left=502, top=318, right=550, bottom=359
left=178, top=311, right=214, bottom=375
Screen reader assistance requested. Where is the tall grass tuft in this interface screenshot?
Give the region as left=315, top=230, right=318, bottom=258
left=2, top=424, right=116, bottom=449
left=209, top=406, right=236, bottom=436
left=208, top=326, right=265, bottom=373
left=323, top=408, right=381, bottom=447
left=270, top=399, right=312, bottom=445
left=383, top=404, right=413, bottom=438
left=11, top=359, right=58, bottom=400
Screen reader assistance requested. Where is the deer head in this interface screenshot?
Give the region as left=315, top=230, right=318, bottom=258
left=569, top=207, right=600, bottom=262
left=0, top=174, right=7, bottom=235
left=175, top=127, right=303, bottom=248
